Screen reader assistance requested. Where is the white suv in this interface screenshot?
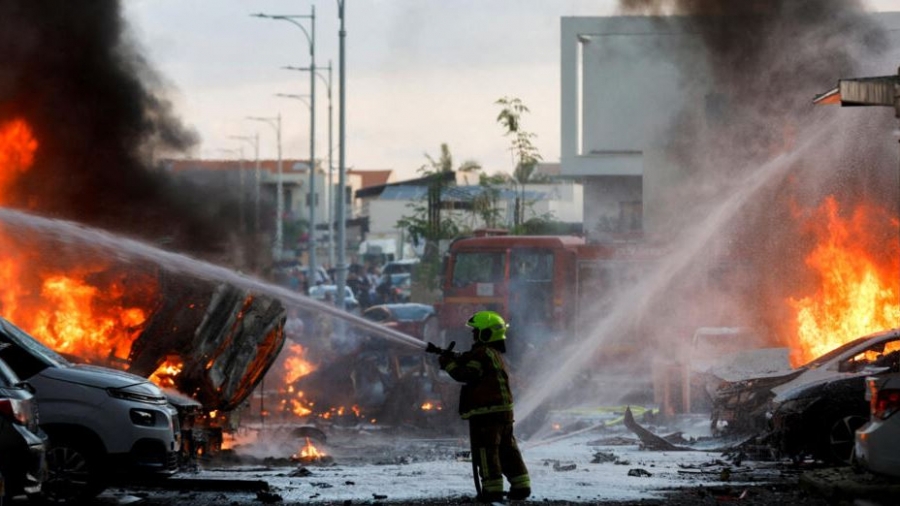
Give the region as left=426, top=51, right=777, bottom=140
left=0, top=316, right=180, bottom=502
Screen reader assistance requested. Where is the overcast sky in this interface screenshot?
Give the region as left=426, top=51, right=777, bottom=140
left=124, top=1, right=899, bottom=181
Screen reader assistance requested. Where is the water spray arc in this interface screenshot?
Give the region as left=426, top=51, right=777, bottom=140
left=515, top=115, right=843, bottom=425
left=0, top=208, right=426, bottom=351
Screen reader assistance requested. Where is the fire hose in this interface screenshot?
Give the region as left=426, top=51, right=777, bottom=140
left=424, top=342, right=483, bottom=500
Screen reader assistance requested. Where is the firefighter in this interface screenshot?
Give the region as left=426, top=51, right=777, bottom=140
left=438, top=310, right=531, bottom=502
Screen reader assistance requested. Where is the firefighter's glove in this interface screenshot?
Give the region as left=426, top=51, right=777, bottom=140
left=438, top=353, right=454, bottom=370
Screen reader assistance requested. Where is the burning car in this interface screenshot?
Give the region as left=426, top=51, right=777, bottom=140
left=710, top=328, right=900, bottom=462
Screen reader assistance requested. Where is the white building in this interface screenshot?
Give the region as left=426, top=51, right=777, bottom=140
left=358, top=175, right=583, bottom=261
left=560, top=16, right=707, bottom=240
left=559, top=13, right=900, bottom=240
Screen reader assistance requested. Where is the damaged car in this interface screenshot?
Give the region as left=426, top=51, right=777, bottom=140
left=710, top=328, right=900, bottom=463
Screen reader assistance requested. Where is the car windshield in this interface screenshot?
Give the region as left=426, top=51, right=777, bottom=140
left=390, top=273, right=411, bottom=286
left=451, top=251, right=505, bottom=286
left=799, top=335, right=874, bottom=369
left=389, top=305, right=431, bottom=321
left=0, top=317, right=69, bottom=379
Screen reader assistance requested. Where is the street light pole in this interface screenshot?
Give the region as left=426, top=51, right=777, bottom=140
left=247, top=115, right=283, bottom=262
left=253, top=6, right=318, bottom=284
left=276, top=92, right=319, bottom=271
left=335, top=0, right=347, bottom=310
left=284, top=62, right=335, bottom=269
left=229, top=133, right=261, bottom=232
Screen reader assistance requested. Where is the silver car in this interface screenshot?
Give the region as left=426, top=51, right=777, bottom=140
left=855, top=373, right=900, bottom=477
left=0, top=316, right=180, bottom=502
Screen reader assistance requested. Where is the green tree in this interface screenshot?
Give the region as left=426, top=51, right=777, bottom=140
left=496, top=97, right=546, bottom=231
left=397, top=144, right=481, bottom=293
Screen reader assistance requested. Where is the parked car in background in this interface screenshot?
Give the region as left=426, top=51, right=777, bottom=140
left=375, top=273, right=412, bottom=304
left=855, top=373, right=900, bottom=477
left=362, top=303, right=439, bottom=343
left=0, top=356, right=46, bottom=499
left=0, top=316, right=180, bottom=503
left=309, top=284, right=360, bottom=313
left=382, top=258, right=419, bottom=276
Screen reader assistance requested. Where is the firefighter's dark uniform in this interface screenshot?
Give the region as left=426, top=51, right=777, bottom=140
left=440, top=343, right=531, bottom=502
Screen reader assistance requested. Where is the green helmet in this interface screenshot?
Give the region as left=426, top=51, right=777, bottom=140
left=466, top=311, right=508, bottom=343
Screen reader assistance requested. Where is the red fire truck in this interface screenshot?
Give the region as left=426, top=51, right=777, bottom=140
left=434, top=233, right=666, bottom=366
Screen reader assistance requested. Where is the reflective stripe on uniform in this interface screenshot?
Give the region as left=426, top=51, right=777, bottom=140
left=509, top=473, right=531, bottom=488
left=482, top=477, right=504, bottom=493
left=461, top=403, right=513, bottom=419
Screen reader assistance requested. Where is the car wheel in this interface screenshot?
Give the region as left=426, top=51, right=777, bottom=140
left=826, top=414, right=868, bottom=464
left=39, top=436, right=106, bottom=504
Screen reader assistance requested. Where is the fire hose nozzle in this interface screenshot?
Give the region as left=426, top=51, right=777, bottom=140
left=425, top=341, right=456, bottom=357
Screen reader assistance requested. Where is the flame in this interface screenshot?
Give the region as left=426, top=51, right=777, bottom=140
left=221, top=432, right=234, bottom=450
left=0, top=118, right=38, bottom=202
left=293, top=437, right=324, bottom=460
left=301, top=437, right=323, bottom=458
left=150, top=357, right=184, bottom=388
left=0, top=117, right=160, bottom=366
left=283, top=343, right=314, bottom=383
left=787, top=197, right=900, bottom=365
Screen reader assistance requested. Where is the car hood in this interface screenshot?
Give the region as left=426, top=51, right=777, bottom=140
left=39, top=363, right=151, bottom=389
left=772, top=366, right=893, bottom=403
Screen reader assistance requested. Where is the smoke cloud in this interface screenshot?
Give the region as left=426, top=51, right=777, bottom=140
left=0, top=1, right=248, bottom=258
left=612, top=0, right=898, bottom=344
left=517, top=1, right=900, bottom=428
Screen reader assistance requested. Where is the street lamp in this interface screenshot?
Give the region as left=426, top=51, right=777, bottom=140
left=275, top=92, right=318, bottom=273
left=229, top=133, right=261, bottom=233
left=246, top=114, right=283, bottom=262
left=335, top=0, right=348, bottom=310
left=253, top=6, right=319, bottom=286
left=284, top=61, right=335, bottom=268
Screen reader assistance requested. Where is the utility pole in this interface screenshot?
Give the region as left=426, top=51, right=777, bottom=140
left=253, top=7, right=318, bottom=279
left=336, top=0, right=348, bottom=310
left=284, top=61, right=335, bottom=268
left=246, top=115, right=283, bottom=261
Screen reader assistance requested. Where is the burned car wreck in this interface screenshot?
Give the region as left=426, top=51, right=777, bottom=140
left=707, top=328, right=900, bottom=463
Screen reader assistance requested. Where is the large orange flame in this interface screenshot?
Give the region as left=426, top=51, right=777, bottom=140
left=787, top=196, right=900, bottom=365
left=0, top=117, right=159, bottom=368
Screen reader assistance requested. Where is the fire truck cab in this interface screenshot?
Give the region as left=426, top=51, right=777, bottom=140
left=435, top=234, right=658, bottom=366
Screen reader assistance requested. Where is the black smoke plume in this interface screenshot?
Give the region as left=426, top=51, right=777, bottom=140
left=0, top=1, right=248, bottom=259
